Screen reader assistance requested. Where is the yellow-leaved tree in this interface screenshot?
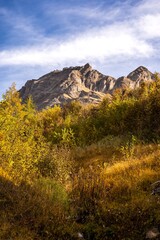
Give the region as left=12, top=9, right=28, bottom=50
left=0, top=84, right=48, bottom=182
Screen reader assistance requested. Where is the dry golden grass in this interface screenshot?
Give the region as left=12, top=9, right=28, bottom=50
left=70, top=143, right=160, bottom=239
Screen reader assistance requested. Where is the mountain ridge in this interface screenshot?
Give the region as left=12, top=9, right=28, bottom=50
left=19, top=64, right=156, bottom=110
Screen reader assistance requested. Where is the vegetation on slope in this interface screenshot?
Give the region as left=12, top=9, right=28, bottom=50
left=0, top=77, right=160, bottom=239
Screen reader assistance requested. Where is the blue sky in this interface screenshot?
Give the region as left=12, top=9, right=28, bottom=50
left=0, top=0, right=160, bottom=97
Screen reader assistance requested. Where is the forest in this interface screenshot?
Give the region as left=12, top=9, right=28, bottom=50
left=0, top=76, right=160, bottom=239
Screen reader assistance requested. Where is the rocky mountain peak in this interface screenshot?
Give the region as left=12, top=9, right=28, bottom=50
left=127, top=66, right=155, bottom=82
left=83, top=63, right=92, bottom=70
left=19, top=64, right=157, bottom=110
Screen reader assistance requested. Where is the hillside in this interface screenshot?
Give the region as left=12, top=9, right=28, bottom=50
left=0, top=72, right=160, bottom=239
left=19, top=64, right=156, bottom=109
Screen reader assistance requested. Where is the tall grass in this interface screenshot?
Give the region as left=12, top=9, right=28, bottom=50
left=70, top=143, right=160, bottom=239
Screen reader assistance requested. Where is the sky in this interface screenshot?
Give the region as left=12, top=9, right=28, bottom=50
left=0, top=0, right=160, bottom=97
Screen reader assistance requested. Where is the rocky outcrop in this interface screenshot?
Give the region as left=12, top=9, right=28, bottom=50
left=114, top=77, right=134, bottom=90
left=19, top=64, right=156, bottom=110
left=114, top=66, right=156, bottom=91
left=127, top=66, right=155, bottom=88
left=127, top=66, right=154, bottom=81
left=19, top=63, right=115, bottom=109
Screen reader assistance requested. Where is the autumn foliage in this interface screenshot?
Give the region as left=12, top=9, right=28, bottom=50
left=0, top=77, right=160, bottom=239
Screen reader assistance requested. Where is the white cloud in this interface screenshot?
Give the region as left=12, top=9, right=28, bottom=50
left=0, top=22, right=153, bottom=67
left=137, top=14, right=160, bottom=38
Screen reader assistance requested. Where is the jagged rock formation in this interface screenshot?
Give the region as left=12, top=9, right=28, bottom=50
left=19, top=64, right=156, bottom=110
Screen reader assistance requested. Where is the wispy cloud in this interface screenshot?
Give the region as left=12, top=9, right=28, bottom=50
left=48, top=5, right=121, bottom=23
left=0, top=22, right=153, bottom=67
left=0, top=7, right=44, bottom=46
left=135, top=0, right=160, bottom=14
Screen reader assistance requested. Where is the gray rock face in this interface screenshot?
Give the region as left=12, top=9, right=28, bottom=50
left=114, top=77, right=134, bottom=90
left=127, top=66, right=155, bottom=88
left=127, top=66, right=154, bottom=81
left=19, top=63, right=115, bottom=109
left=19, top=64, right=156, bottom=110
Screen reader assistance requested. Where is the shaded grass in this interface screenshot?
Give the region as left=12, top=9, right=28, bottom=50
left=1, top=141, right=160, bottom=239
left=0, top=171, right=72, bottom=239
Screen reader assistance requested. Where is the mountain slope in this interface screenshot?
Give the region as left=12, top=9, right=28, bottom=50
left=19, top=64, right=156, bottom=110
